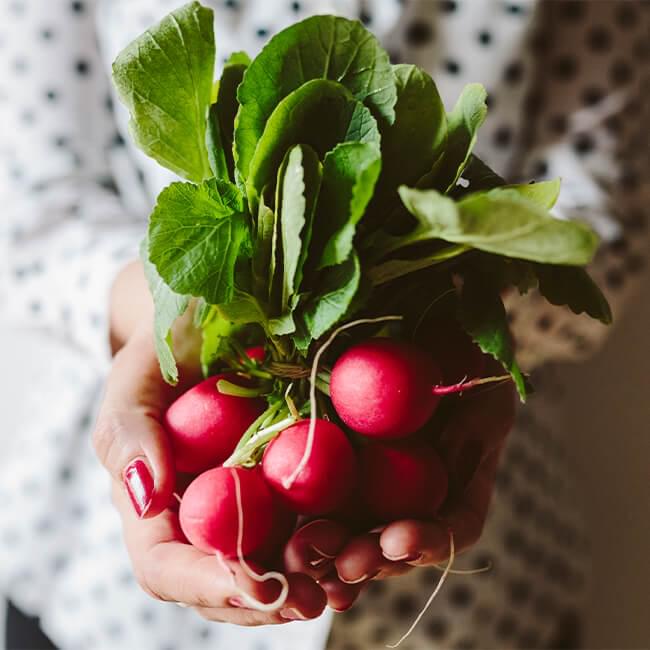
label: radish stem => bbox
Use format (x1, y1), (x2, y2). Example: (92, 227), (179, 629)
(431, 374), (512, 396)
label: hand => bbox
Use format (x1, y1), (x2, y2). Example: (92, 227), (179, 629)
(284, 378), (515, 609)
(94, 263), (327, 623)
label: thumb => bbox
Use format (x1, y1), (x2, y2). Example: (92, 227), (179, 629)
(93, 329), (177, 518)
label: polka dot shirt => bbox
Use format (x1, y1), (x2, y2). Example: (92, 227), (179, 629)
(0, 2), (647, 649)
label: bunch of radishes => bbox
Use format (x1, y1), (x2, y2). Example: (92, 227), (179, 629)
(166, 317), (514, 566)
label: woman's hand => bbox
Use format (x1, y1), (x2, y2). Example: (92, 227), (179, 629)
(93, 262), (326, 623)
(284, 378), (515, 609)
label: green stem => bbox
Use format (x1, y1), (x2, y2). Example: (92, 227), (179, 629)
(223, 415), (298, 468)
(216, 379), (269, 398)
(368, 245), (471, 286)
(233, 402), (282, 455)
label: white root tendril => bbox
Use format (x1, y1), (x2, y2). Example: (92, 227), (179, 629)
(386, 531), (455, 649)
(282, 315), (403, 491)
(218, 469), (289, 613)
(173, 492), (182, 504)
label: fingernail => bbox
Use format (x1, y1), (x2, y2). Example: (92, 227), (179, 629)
(309, 557), (331, 568)
(123, 458), (154, 518)
(382, 551), (422, 563)
(228, 597), (244, 608)
(280, 607), (307, 621)
(339, 570), (379, 585)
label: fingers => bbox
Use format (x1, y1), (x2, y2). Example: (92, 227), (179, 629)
(334, 533), (394, 584)
(94, 331), (177, 517)
(318, 571), (362, 612)
(284, 519), (350, 580)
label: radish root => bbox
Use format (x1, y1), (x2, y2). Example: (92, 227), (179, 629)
(282, 315), (403, 491)
(386, 530), (455, 649)
(218, 468), (289, 612)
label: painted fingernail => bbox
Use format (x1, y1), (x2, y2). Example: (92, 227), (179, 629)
(228, 597), (244, 608)
(123, 458), (154, 518)
(280, 607), (307, 621)
(382, 551), (423, 563)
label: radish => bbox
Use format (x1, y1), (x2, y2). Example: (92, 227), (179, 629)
(359, 440), (448, 523)
(244, 345), (266, 363)
(330, 338), (442, 438)
(164, 375), (265, 473)
(262, 419), (357, 515)
(179, 465), (276, 558)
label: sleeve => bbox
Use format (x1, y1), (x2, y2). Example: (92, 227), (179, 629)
(503, 0), (649, 370)
(0, 0), (145, 369)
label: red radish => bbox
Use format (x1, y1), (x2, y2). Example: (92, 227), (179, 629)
(179, 466), (276, 558)
(262, 419), (357, 515)
(245, 345), (266, 363)
(164, 375), (265, 473)
(359, 440), (448, 523)
(330, 338), (442, 438)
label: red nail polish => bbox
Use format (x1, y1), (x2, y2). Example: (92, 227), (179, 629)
(124, 459), (154, 518)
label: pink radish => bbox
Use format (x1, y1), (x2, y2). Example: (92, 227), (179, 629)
(245, 345), (266, 363)
(359, 440), (448, 523)
(262, 419), (357, 515)
(164, 375), (265, 473)
(179, 466), (276, 558)
(330, 338), (442, 438)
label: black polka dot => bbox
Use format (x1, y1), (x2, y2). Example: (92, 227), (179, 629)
(608, 237), (628, 256)
(75, 59), (90, 76)
(359, 9), (372, 25)
(20, 109), (35, 124)
(513, 491), (537, 517)
(504, 3), (525, 15)
(604, 114), (622, 134)
(256, 27), (269, 38)
(112, 132), (126, 147)
(45, 89), (58, 102)
(624, 210), (647, 233)
(605, 268), (624, 289)
(548, 113), (568, 135)
(610, 59), (634, 86)
(9, 1), (25, 15)
(405, 20), (434, 47)
(615, 3), (638, 28)
(518, 628), (541, 648)
(503, 61), (524, 84)
(477, 30), (492, 46)
(552, 55), (578, 80)
(485, 92), (495, 110)
(440, 0), (458, 12)
(559, 1), (587, 21)
(493, 125), (512, 147)
(503, 528), (526, 554)
(60, 466), (73, 482)
(40, 27), (54, 40)
(139, 608), (155, 624)
(633, 37), (650, 61)
(70, 0), (84, 13)
(29, 300), (42, 313)
(573, 132), (594, 155)
(365, 580), (386, 599)
(13, 58), (28, 73)
(290, 1), (301, 11)
(444, 59), (461, 75)
(425, 617), (448, 640)
(508, 578), (531, 605)
(581, 86), (604, 107)
(448, 583), (474, 608)
(620, 169), (640, 192)
(586, 25), (612, 52)
(528, 29), (549, 54)
(392, 593), (418, 618)
(371, 625), (390, 644)
(53, 135), (68, 148)
(495, 614), (518, 639)
(106, 622), (123, 639)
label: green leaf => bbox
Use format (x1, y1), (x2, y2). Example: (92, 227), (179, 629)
(206, 104), (229, 179)
(313, 142), (381, 269)
(399, 186), (599, 265)
(215, 290), (267, 325)
(534, 265), (612, 324)
(235, 15), (396, 180)
(420, 84), (487, 193)
(277, 145), (322, 309)
(378, 64), (446, 195)
(200, 312), (236, 377)
(253, 195), (275, 302)
(503, 178), (561, 210)
(245, 79), (380, 210)
(148, 179), (250, 304)
(300, 253), (361, 341)
(112, 2), (215, 182)
(140, 239), (189, 385)
(458, 274), (527, 401)
(448, 154), (504, 198)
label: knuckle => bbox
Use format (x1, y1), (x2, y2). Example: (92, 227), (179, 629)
(92, 412), (130, 477)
